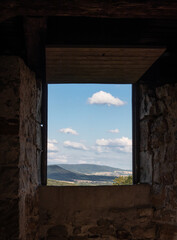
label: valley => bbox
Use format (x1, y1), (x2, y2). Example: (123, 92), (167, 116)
(47, 164), (132, 186)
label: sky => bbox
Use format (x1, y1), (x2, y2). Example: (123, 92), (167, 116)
(48, 84), (132, 170)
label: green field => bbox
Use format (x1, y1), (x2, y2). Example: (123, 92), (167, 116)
(47, 178), (115, 186)
(47, 179), (75, 186)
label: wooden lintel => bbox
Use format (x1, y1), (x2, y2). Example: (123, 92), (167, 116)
(1, 0), (177, 22)
(46, 47), (165, 84)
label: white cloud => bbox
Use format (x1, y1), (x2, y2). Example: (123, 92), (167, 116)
(48, 151), (57, 158)
(48, 139), (58, 144)
(91, 146), (109, 153)
(96, 137), (132, 153)
(109, 129), (119, 133)
(48, 155), (68, 164)
(48, 139), (58, 152)
(64, 141), (88, 151)
(48, 143), (68, 164)
(60, 128), (78, 135)
(88, 91), (125, 106)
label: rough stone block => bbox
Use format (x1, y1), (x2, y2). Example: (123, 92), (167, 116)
(140, 151), (152, 183)
(140, 119), (149, 151)
(0, 56), (41, 240)
(0, 166), (19, 199)
(0, 199), (19, 240)
(47, 225), (68, 240)
(0, 135), (19, 165)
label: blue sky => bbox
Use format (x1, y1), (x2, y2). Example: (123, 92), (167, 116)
(48, 84), (132, 170)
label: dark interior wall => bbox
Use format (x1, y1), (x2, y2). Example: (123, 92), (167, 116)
(46, 17), (177, 47)
(0, 56), (42, 240)
(0, 16), (44, 240)
(139, 83), (177, 238)
(0, 56), (21, 240)
(140, 82), (177, 239)
(139, 54), (177, 239)
(1, 13), (177, 240)
(19, 57), (42, 240)
(39, 53), (177, 240)
(0, 17), (25, 58)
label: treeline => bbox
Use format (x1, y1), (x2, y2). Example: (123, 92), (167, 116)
(113, 175), (132, 185)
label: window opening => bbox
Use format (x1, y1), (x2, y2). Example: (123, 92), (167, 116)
(47, 84), (132, 186)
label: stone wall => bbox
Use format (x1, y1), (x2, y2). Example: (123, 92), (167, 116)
(0, 56), (41, 240)
(1, 55), (177, 240)
(19, 57), (42, 240)
(139, 82), (177, 239)
(39, 185), (155, 240)
(0, 56), (21, 240)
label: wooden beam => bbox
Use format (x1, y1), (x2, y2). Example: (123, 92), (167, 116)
(46, 47), (165, 84)
(1, 0), (177, 22)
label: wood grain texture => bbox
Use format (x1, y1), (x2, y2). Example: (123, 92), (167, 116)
(1, 0), (177, 22)
(46, 47), (165, 84)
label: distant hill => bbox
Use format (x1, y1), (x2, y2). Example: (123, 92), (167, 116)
(48, 165), (116, 182)
(59, 163), (129, 174)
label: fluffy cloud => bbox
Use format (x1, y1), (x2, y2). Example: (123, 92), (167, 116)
(96, 137), (132, 153)
(88, 91), (125, 106)
(48, 139), (58, 152)
(48, 140), (68, 164)
(64, 141), (88, 151)
(48, 155), (68, 164)
(48, 139), (58, 143)
(60, 128), (78, 135)
(109, 129), (119, 133)
(92, 146), (109, 153)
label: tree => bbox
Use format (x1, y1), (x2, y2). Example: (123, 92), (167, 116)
(113, 175), (132, 185)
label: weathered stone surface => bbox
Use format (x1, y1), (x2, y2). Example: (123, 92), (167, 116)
(158, 224), (177, 240)
(0, 166), (19, 199)
(73, 227), (81, 235)
(0, 135), (19, 165)
(39, 185), (153, 240)
(0, 57), (21, 240)
(131, 224), (156, 239)
(116, 229), (132, 239)
(1, 53), (177, 240)
(140, 151), (152, 183)
(0, 56), (41, 240)
(138, 208), (153, 217)
(139, 83), (177, 239)
(0, 199), (19, 240)
(97, 218), (112, 227)
(19, 57), (41, 240)
(88, 226), (115, 236)
(47, 225), (68, 240)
